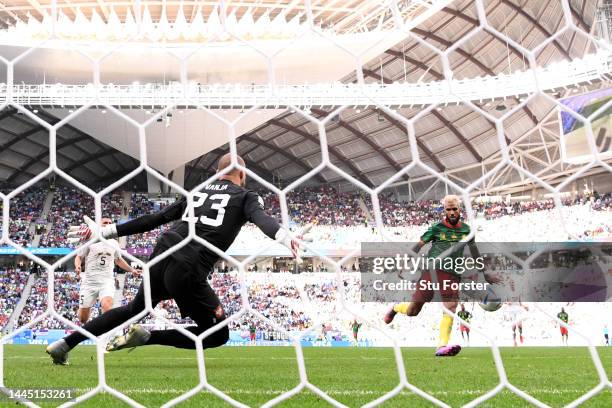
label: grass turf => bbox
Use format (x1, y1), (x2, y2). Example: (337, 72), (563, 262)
(2, 345), (611, 407)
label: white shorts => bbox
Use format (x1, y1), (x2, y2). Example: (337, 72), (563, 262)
(79, 280), (115, 309)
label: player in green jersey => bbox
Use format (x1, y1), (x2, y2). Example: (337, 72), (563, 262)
(384, 195), (497, 357)
(351, 319), (362, 345)
(557, 307), (569, 345)
(457, 304), (473, 346)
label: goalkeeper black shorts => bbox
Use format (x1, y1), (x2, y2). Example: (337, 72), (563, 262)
(147, 231), (225, 324)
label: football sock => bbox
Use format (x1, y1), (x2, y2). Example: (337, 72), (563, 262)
(438, 314), (453, 347)
(393, 302), (411, 315)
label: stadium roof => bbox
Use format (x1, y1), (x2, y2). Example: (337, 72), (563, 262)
(0, 0), (609, 196)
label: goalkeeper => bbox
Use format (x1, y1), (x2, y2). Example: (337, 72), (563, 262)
(47, 154), (311, 365)
(383, 195), (496, 356)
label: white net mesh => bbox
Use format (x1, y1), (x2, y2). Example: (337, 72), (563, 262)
(0, 0), (611, 406)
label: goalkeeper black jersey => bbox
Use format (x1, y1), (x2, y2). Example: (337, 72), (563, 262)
(115, 179), (281, 268)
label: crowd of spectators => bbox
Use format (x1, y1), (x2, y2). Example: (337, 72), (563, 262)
(37, 188), (126, 248)
(130, 193), (155, 218)
(5, 185), (611, 345)
(0, 267), (29, 330)
(103, 192), (124, 221)
(286, 187), (368, 226)
(123, 188), (612, 249)
(126, 193), (171, 250)
(8, 189), (48, 246)
(377, 192), (612, 227)
(3, 185), (611, 251)
(39, 186), (94, 248)
(378, 196), (441, 227)
(16, 268), (80, 330)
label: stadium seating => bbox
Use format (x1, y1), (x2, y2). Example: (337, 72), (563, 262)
(39, 186), (94, 248)
(8, 188), (48, 247)
(5, 186), (612, 340)
(17, 269), (85, 330)
(0, 267), (29, 330)
(10, 266), (612, 347)
(5, 186), (611, 251)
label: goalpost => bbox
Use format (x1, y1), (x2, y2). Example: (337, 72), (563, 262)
(0, 0), (611, 406)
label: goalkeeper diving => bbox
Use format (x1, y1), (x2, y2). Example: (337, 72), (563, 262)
(46, 154), (312, 365)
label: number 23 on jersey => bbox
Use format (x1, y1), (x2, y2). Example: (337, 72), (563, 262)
(182, 192), (231, 227)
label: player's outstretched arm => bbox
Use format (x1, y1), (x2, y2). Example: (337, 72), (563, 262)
(70, 198), (188, 240)
(244, 191), (313, 264)
(115, 257), (139, 275)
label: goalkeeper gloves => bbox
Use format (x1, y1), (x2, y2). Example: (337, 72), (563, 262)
(67, 216), (118, 244)
(275, 223), (314, 265)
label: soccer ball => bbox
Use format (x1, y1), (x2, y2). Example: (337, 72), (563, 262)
(478, 287), (502, 312)
(479, 300), (502, 312)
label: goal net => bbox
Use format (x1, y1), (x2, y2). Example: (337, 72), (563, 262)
(0, 0), (611, 407)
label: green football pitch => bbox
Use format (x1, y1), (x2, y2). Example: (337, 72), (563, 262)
(2, 345), (611, 407)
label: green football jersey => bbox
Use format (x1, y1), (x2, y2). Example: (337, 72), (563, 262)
(557, 312), (569, 323)
(457, 310), (472, 323)
(420, 220), (472, 275)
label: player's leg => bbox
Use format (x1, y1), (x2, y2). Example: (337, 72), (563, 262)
(384, 301), (423, 323)
(142, 267), (229, 349)
(70, 285), (150, 346)
(435, 301), (461, 356)
(47, 285), (150, 364)
(100, 297), (113, 313)
(512, 323), (517, 346)
(110, 256), (229, 351)
(518, 322), (523, 344)
(77, 287), (97, 324)
(434, 272), (461, 356)
(99, 281), (116, 314)
(438, 301), (457, 348)
(77, 307), (91, 325)
(461, 326), (470, 345)
(384, 272), (433, 323)
(46, 265), (168, 364)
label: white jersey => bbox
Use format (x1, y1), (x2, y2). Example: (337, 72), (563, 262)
(79, 240), (121, 285)
(154, 307), (169, 330)
(506, 303), (526, 323)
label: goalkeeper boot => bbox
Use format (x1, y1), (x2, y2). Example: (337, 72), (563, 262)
(46, 339), (70, 365)
(435, 344), (461, 357)
(383, 306), (397, 324)
(106, 324), (151, 352)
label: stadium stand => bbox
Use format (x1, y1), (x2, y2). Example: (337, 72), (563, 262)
(39, 186), (94, 248)
(5, 186), (612, 338)
(16, 269), (86, 330)
(0, 267), (29, 330)
(4, 186), (611, 252)
(8, 188), (48, 247)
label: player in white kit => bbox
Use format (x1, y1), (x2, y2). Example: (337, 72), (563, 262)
(75, 218), (139, 324)
(505, 302), (529, 346)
